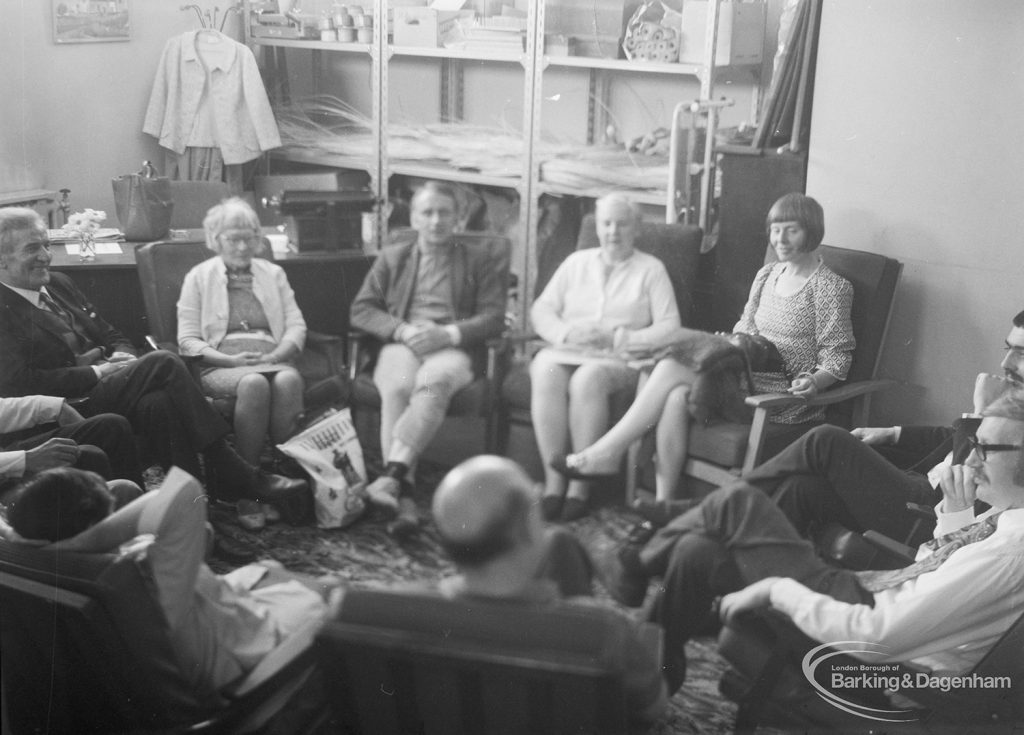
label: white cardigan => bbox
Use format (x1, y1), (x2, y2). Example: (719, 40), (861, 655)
(177, 256), (306, 357)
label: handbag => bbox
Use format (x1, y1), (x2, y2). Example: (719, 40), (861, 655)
(111, 161), (173, 241)
(276, 406), (367, 529)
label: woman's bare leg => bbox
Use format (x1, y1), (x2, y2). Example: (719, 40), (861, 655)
(233, 373), (272, 464)
(654, 385), (691, 501)
(569, 357), (699, 473)
(530, 351), (573, 498)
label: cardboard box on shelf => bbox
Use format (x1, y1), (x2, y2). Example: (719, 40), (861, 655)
(679, 1), (766, 66)
(545, 0), (627, 59)
(392, 6), (471, 47)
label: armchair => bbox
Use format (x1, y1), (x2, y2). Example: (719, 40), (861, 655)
(0, 538), (325, 734)
(346, 231), (513, 465)
(316, 588), (645, 734)
(497, 214), (704, 480)
(168, 180), (231, 229)
(134, 239), (348, 415)
(655, 244), (904, 496)
(718, 606), (1024, 733)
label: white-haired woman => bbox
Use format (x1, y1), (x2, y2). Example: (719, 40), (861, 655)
(177, 197), (306, 468)
(529, 193), (681, 522)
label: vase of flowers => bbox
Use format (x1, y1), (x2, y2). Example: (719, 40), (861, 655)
(65, 208), (106, 261)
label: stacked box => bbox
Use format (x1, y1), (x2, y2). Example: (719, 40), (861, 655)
(679, 1), (766, 66)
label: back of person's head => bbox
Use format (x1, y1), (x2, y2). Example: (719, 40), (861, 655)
(0, 207), (45, 256)
(981, 388), (1024, 486)
(1014, 309), (1024, 329)
(7, 468), (114, 542)
(432, 455), (536, 568)
(766, 193), (825, 251)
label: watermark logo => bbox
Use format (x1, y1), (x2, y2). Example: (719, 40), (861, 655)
(801, 641), (1012, 723)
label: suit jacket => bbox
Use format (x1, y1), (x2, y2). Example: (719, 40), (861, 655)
(0, 274), (137, 398)
(349, 232), (510, 375)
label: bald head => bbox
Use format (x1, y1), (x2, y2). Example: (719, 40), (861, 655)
(433, 455), (538, 567)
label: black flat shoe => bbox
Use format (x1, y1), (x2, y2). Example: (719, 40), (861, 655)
(540, 493), (564, 522)
(550, 454), (617, 481)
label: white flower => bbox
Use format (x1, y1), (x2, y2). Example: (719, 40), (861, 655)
(65, 209), (107, 237)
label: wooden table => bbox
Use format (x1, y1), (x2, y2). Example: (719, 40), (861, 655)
(49, 240), (374, 347)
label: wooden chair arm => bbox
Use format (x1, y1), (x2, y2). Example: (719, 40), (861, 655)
(861, 530), (917, 565)
(306, 330), (346, 376)
(744, 379), (898, 409)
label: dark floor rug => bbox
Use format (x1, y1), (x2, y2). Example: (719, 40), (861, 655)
(202, 461), (753, 735)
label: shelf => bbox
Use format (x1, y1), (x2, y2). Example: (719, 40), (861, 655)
(386, 162), (523, 190)
(270, 148), (375, 174)
(388, 45), (526, 64)
(250, 37), (372, 53)
(544, 55), (705, 77)
(535, 181), (668, 207)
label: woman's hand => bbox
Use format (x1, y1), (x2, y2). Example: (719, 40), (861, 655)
(788, 375), (819, 397)
(564, 323), (613, 350)
(228, 351), (265, 367)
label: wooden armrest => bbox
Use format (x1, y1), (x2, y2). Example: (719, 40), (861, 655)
(862, 530), (917, 565)
(906, 502), (937, 521)
(803, 379), (898, 407)
(306, 330), (344, 346)
(744, 379), (898, 410)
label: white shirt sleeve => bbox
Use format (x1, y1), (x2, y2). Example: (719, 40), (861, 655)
(0, 395), (64, 433)
(768, 531), (1024, 670)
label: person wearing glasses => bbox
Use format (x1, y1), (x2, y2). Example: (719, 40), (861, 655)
(178, 197), (306, 470)
(0, 207), (307, 542)
(629, 309), (1024, 546)
(600, 389), (1024, 698)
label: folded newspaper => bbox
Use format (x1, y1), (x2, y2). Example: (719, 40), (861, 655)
(277, 407), (367, 529)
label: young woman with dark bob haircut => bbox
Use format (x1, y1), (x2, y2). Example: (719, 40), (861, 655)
(553, 193), (855, 501)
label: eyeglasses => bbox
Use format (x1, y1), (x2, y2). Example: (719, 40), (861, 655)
(22, 240), (52, 252)
(1004, 345), (1024, 358)
(218, 233), (260, 247)
(967, 435), (1023, 461)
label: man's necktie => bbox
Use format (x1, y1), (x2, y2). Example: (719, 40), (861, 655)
(38, 290), (69, 321)
(855, 513), (1002, 593)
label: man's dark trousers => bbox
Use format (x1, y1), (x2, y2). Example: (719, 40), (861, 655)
(6, 412), (144, 486)
(642, 482), (873, 694)
(82, 351), (230, 479)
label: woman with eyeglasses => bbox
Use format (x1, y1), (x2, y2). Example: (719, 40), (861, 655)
(177, 197), (306, 475)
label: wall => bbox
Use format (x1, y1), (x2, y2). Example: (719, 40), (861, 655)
(807, 0), (1024, 426)
(0, 0), (45, 192)
(0, 1), (243, 224)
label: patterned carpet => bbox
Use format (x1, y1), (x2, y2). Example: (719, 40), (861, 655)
(205, 462), (747, 735)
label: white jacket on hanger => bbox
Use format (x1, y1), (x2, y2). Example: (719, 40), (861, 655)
(143, 30), (281, 165)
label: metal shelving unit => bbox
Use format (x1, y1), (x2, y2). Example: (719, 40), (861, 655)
(243, 0), (761, 322)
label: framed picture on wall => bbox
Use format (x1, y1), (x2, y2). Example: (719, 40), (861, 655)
(53, 0), (131, 44)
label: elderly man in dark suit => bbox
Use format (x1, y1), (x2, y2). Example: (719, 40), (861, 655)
(350, 181), (509, 536)
(0, 207), (305, 513)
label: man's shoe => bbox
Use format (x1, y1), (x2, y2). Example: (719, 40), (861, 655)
(366, 476), (401, 516)
(631, 497), (699, 528)
(597, 543), (649, 608)
(251, 472), (311, 525)
(387, 496), (420, 539)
